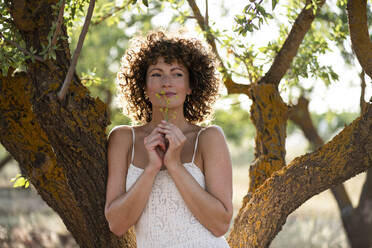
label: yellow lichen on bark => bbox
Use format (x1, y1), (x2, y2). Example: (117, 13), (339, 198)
(249, 157), (283, 193)
(247, 83), (288, 193)
(69, 82), (109, 146)
(0, 71), (86, 225)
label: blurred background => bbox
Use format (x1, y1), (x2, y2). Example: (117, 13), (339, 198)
(1, 0), (371, 247)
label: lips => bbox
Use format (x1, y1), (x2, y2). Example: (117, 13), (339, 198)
(165, 92), (176, 97)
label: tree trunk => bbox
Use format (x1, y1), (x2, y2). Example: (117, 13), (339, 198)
(1, 0), (136, 246)
(247, 83), (287, 194)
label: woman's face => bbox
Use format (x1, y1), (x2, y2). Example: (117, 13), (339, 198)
(145, 57), (191, 108)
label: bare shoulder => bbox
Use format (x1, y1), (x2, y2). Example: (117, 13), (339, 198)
(107, 125), (134, 165)
(198, 124), (228, 158)
(108, 125), (133, 147)
(199, 125), (226, 144)
(108, 125), (133, 138)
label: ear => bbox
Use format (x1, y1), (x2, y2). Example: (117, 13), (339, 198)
(187, 87), (192, 95)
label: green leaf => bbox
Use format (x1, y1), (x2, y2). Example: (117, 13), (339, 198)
(256, 4), (266, 15)
(1, 66), (8, 77)
(272, 0), (278, 10)
(51, 50), (57, 61)
(142, 0), (148, 7)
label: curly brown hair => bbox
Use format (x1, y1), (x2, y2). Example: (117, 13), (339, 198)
(117, 30), (222, 125)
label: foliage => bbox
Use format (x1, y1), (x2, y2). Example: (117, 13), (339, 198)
(0, 1), (29, 76)
(317, 0), (372, 66)
(234, 0), (277, 36)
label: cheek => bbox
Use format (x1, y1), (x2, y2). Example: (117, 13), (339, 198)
(177, 78), (190, 92)
(145, 80), (158, 93)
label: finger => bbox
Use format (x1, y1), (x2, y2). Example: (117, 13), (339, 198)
(148, 127), (163, 136)
(157, 127), (171, 135)
(144, 133), (161, 145)
(158, 122), (172, 129)
(145, 134), (165, 149)
(164, 134), (179, 149)
(155, 137), (166, 151)
(145, 127), (163, 142)
(160, 126), (184, 142)
(146, 138), (166, 151)
(158, 123), (184, 138)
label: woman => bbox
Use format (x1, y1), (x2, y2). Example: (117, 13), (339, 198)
(104, 31), (233, 248)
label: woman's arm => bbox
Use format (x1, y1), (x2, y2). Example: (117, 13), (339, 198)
(166, 125), (233, 237)
(104, 126), (158, 236)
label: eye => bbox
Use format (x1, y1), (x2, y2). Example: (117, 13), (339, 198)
(174, 72), (183, 77)
(151, 73), (161, 77)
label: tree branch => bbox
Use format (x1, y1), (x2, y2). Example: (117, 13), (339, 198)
(287, 95), (365, 247)
(260, 0), (325, 86)
(91, 1), (131, 26)
(58, 0), (95, 100)
(347, 0), (372, 79)
(0, 154), (12, 172)
(186, 0), (250, 95)
(360, 70), (367, 112)
(205, 0), (209, 27)
(49, 0), (65, 53)
(228, 102), (372, 247)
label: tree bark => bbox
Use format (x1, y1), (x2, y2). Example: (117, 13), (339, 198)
(228, 102), (372, 247)
(246, 83), (287, 194)
(288, 95), (372, 247)
(347, 0), (372, 79)
(1, 0), (136, 247)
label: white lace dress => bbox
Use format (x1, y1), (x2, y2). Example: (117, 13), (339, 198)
(126, 126), (230, 248)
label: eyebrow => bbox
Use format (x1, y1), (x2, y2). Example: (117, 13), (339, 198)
(148, 67), (185, 73)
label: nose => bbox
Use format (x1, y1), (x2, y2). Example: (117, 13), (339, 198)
(161, 75), (171, 86)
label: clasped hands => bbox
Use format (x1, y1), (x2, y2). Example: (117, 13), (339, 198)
(146, 120), (187, 170)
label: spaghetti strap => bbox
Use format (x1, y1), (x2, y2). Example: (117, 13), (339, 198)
(130, 126), (135, 164)
(191, 127), (207, 164)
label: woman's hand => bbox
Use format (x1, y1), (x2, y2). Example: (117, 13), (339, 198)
(157, 120), (187, 168)
(144, 127), (167, 172)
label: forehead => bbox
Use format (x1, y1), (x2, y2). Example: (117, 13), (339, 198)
(147, 57), (186, 70)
